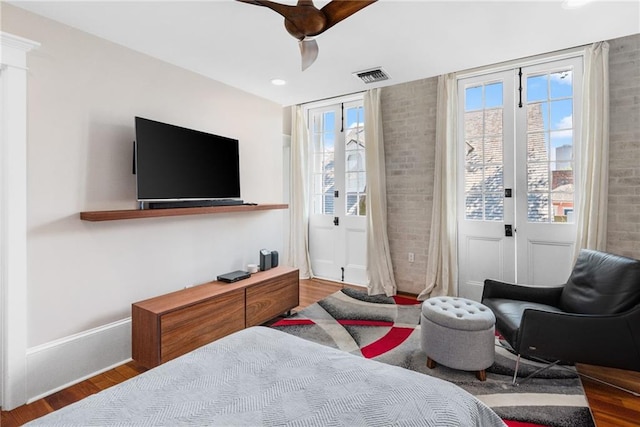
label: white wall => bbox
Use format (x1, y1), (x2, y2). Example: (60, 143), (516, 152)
(2, 3), (285, 405)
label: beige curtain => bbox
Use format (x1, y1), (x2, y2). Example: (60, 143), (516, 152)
(364, 88), (397, 296)
(287, 106), (313, 278)
(418, 73), (458, 300)
(573, 42), (610, 258)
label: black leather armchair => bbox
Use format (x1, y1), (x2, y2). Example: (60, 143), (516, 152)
(481, 249), (640, 377)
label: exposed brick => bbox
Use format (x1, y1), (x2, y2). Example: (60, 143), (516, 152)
(607, 34), (640, 260)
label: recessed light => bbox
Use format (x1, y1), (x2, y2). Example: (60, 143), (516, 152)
(271, 78), (286, 86)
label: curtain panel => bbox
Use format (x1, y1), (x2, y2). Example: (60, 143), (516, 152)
(419, 73), (459, 300)
(573, 41), (610, 258)
(364, 88), (397, 296)
(287, 106), (313, 278)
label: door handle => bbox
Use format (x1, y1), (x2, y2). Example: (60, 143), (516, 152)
(505, 224), (513, 237)
(334, 217), (339, 226)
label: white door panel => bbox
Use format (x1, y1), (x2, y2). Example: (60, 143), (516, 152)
(344, 218), (367, 284)
(307, 99), (367, 285)
(458, 57), (583, 297)
(458, 71), (515, 301)
(522, 237), (574, 286)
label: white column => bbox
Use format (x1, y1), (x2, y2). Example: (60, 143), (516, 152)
(1, 31), (40, 411)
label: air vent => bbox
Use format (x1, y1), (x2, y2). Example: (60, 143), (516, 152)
(353, 67), (390, 84)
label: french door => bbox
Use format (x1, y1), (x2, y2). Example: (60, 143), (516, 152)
(307, 98), (367, 285)
(458, 57), (583, 300)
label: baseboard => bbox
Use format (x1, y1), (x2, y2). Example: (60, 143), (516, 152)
(26, 318), (131, 403)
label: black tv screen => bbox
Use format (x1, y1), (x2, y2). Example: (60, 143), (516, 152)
(135, 117), (240, 201)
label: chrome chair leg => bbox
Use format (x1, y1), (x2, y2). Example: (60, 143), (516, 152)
(512, 354), (520, 385)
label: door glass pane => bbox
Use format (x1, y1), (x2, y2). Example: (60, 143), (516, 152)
(550, 70), (573, 98)
(344, 105), (366, 217)
(527, 75), (548, 102)
(465, 193), (483, 220)
(463, 82), (504, 221)
(528, 193), (550, 222)
(310, 111), (335, 215)
(485, 193), (504, 220)
(525, 67), (575, 223)
(528, 162), (549, 191)
(550, 99), (572, 130)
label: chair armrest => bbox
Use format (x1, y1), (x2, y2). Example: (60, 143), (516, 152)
(482, 279), (564, 306)
(517, 305), (640, 371)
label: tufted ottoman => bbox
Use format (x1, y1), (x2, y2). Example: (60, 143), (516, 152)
(421, 296), (496, 381)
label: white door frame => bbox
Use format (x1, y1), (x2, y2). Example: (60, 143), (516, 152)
(304, 95), (367, 285)
(1, 31), (40, 411)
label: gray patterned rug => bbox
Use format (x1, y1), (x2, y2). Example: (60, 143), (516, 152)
(271, 288), (595, 427)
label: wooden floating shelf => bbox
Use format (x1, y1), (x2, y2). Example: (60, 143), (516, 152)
(80, 203), (288, 222)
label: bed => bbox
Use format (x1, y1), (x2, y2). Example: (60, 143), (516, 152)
(27, 326), (505, 426)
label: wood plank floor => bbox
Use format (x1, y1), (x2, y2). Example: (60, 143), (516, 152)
(2, 279), (639, 426)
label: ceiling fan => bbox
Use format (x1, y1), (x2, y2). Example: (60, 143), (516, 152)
(237, 0), (378, 71)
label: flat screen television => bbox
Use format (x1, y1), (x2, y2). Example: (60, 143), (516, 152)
(134, 117), (241, 206)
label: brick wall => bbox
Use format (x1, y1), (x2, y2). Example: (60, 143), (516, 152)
(380, 78), (437, 294)
(607, 33), (640, 259)
(379, 33), (640, 294)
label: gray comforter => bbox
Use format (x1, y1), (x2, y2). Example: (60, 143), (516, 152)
(28, 326), (505, 426)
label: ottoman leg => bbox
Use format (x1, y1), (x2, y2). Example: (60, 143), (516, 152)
(475, 370), (487, 381)
(426, 357), (437, 369)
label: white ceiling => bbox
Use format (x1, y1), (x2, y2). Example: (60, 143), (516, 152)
(9, 0), (640, 106)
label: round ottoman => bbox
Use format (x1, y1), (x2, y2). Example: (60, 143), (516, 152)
(421, 296), (495, 381)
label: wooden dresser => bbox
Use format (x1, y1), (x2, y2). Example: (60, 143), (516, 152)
(132, 266), (299, 369)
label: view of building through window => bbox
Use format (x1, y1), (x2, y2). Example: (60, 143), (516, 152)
(463, 68), (575, 223)
(310, 104), (366, 217)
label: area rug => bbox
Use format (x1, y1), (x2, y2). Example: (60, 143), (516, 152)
(271, 288), (595, 427)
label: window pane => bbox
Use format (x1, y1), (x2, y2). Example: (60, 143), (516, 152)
(485, 193), (504, 221)
(484, 136), (502, 164)
(358, 194), (366, 216)
(465, 165), (483, 193)
(551, 142), (573, 170)
(345, 106), (363, 128)
(550, 70), (573, 99)
(346, 193), (357, 215)
(464, 111), (484, 138)
(485, 83), (503, 108)
(550, 99), (572, 130)
(528, 162), (549, 191)
(527, 132), (549, 162)
(465, 86), (483, 111)
(465, 194), (483, 220)
(323, 112), (335, 132)
(528, 193), (550, 222)
(324, 132), (334, 150)
(324, 194), (334, 214)
(527, 75), (548, 102)
(485, 165), (503, 192)
(527, 103), (548, 132)
(484, 109), (503, 136)
(551, 164), (573, 188)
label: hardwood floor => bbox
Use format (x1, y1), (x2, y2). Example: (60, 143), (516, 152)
(2, 279), (639, 426)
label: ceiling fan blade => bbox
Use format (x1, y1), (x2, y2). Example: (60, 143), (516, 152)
(236, 0), (298, 22)
(299, 38), (319, 71)
(321, 0), (377, 31)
